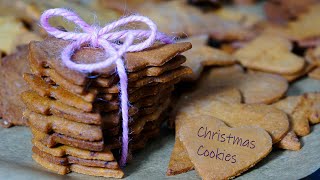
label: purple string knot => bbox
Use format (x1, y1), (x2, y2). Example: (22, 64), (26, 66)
(40, 8), (173, 166)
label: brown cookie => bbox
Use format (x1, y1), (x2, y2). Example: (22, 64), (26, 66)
(276, 130), (301, 151)
(29, 37), (191, 85)
(180, 88), (243, 107)
(21, 91), (102, 125)
(167, 89), (288, 176)
(31, 128), (104, 152)
(309, 67), (320, 80)
(273, 96), (310, 137)
(166, 137), (194, 176)
(167, 85), (243, 131)
(214, 6), (261, 28)
(25, 110), (103, 142)
(32, 146), (119, 169)
(128, 55), (186, 81)
(179, 35), (236, 81)
(285, 4), (320, 42)
(29, 55), (98, 96)
(179, 116), (272, 180)
(23, 73), (93, 112)
(306, 47), (320, 65)
(128, 79), (177, 103)
(234, 34), (305, 75)
(137, 98), (171, 117)
(32, 153), (70, 175)
(177, 95), (289, 144)
(32, 153), (124, 178)
(32, 146), (68, 166)
(97, 93), (116, 101)
(281, 63), (316, 82)
(0, 46), (30, 127)
(32, 66), (98, 97)
(129, 66), (192, 87)
(105, 123), (162, 151)
(130, 99), (171, 135)
(32, 140), (115, 161)
(70, 164), (124, 178)
(0, 16), (41, 56)
(96, 84), (119, 94)
(30, 55), (120, 96)
(200, 65), (288, 104)
(304, 93), (320, 124)
(68, 156), (118, 169)
(90, 75), (119, 88)
(92, 100), (122, 113)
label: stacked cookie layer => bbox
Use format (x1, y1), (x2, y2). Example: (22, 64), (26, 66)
(21, 37), (192, 178)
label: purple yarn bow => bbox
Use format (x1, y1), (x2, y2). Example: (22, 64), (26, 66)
(40, 8), (173, 166)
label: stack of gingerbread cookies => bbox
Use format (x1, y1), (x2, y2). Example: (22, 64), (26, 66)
(21, 37), (192, 178)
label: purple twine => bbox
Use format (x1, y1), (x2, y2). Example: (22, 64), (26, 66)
(40, 8), (173, 166)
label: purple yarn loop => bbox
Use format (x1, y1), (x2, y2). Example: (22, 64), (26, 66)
(40, 8), (173, 166)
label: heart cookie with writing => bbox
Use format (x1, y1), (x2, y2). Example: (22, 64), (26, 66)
(179, 115), (272, 180)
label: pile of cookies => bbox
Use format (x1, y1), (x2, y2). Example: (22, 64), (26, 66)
(167, 65), (320, 178)
(163, 2), (320, 178)
(20, 37), (192, 178)
(1, 0), (320, 179)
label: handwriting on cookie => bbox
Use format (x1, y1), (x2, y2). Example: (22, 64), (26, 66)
(196, 126), (256, 164)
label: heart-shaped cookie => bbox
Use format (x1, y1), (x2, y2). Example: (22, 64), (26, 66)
(179, 99), (289, 143)
(179, 115), (272, 180)
(201, 65), (288, 104)
(234, 34), (305, 75)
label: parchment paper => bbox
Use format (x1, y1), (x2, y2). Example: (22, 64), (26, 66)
(0, 77), (319, 180)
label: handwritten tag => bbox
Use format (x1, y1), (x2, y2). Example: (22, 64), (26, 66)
(179, 115), (272, 180)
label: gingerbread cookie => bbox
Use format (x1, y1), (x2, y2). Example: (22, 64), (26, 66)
(273, 96), (310, 137)
(234, 34), (305, 75)
(179, 35), (236, 81)
(0, 16), (40, 56)
(309, 67), (320, 80)
(25, 110), (103, 142)
(31, 128), (104, 151)
(32, 140), (115, 161)
(178, 116), (272, 180)
(285, 4), (320, 42)
(200, 65), (288, 104)
(32, 146), (119, 169)
(0, 46), (30, 127)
